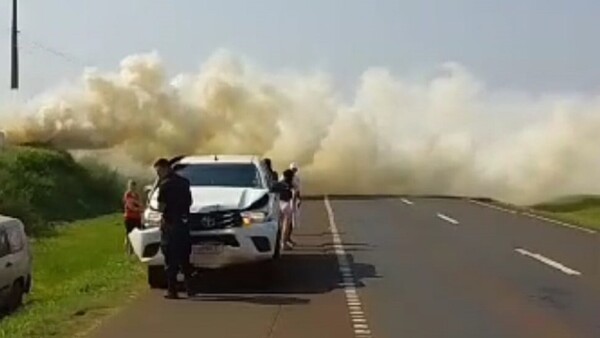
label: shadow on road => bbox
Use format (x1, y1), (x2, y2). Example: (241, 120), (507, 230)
(191, 294), (310, 305)
(187, 252), (379, 297)
(295, 231), (346, 237)
(292, 242), (376, 254)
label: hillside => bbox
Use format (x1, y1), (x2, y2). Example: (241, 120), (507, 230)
(532, 195), (600, 231)
(0, 146), (124, 235)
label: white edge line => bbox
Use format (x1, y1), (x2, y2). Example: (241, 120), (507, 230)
(523, 212), (597, 234)
(324, 196), (373, 337)
(515, 248), (582, 276)
(437, 213), (459, 225)
(470, 199), (517, 214)
(469, 199), (596, 234)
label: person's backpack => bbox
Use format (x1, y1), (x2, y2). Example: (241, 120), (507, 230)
(273, 181), (293, 202)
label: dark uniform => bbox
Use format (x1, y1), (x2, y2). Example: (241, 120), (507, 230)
(268, 170), (279, 186)
(157, 172), (193, 293)
(263, 159), (279, 186)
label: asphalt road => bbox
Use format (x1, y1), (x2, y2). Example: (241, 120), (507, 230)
(90, 197), (600, 338)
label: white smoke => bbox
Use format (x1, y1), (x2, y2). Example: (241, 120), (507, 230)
(4, 51), (600, 204)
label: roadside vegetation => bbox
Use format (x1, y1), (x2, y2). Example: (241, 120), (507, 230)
(0, 215), (145, 338)
(531, 195), (600, 231)
(0, 146), (145, 337)
(0, 146), (124, 236)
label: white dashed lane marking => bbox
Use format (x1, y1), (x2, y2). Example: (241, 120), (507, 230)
(437, 213), (459, 225)
(400, 198), (414, 205)
(325, 197), (374, 338)
(515, 248), (582, 276)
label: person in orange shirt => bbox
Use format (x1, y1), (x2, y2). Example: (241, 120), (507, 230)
(123, 179), (143, 254)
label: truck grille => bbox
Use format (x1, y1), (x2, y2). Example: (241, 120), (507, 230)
(191, 235), (240, 247)
(188, 211), (242, 231)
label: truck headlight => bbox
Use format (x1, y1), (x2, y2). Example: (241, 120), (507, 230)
(144, 210), (162, 228)
(241, 211), (267, 227)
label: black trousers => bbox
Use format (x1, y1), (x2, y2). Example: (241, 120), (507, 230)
(161, 227), (193, 291)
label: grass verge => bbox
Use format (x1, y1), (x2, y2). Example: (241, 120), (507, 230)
(473, 196), (600, 232)
(0, 214), (145, 338)
(531, 195), (600, 231)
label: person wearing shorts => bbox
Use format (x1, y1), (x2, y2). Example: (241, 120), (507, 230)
(277, 169), (299, 249)
(289, 163), (302, 235)
(123, 179), (143, 253)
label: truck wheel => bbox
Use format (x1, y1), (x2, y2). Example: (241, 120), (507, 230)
(7, 280), (24, 311)
(25, 275), (32, 293)
(148, 266), (167, 289)
(272, 226), (282, 260)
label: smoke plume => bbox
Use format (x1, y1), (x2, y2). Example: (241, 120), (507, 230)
(4, 51), (600, 204)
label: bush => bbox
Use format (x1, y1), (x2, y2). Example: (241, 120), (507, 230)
(533, 195), (600, 213)
(0, 146), (125, 235)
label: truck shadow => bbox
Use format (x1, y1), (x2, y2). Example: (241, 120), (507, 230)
(192, 294), (310, 306)
(188, 253), (379, 297)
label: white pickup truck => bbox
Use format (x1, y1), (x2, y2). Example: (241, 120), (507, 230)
(128, 155), (283, 288)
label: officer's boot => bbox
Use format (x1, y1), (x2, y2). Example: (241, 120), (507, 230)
(184, 279), (194, 298)
(164, 270), (179, 299)
(165, 284), (179, 299)
(183, 268), (195, 297)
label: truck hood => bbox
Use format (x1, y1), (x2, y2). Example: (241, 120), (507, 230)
(189, 187), (268, 213)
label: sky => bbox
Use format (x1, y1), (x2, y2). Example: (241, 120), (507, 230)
(1, 0), (600, 104)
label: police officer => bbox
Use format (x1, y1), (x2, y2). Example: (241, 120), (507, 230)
(153, 158), (194, 299)
(263, 158), (279, 184)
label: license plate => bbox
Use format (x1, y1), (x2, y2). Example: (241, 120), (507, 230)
(190, 243), (223, 266)
(192, 243), (223, 255)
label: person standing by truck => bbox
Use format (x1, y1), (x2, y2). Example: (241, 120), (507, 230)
(263, 158), (279, 186)
(289, 162), (302, 240)
(123, 179), (143, 254)
(153, 158), (194, 299)
(275, 169), (296, 249)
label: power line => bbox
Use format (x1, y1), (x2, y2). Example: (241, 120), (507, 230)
(18, 32), (93, 68)
(2, 29), (92, 70)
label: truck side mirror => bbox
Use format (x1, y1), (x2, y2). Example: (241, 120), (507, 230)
(143, 185), (153, 203)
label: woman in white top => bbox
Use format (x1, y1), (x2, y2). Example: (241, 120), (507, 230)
(276, 169), (297, 249)
(289, 163), (301, 237)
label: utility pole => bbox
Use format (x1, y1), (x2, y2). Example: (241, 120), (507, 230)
(11, 0), (19, 90)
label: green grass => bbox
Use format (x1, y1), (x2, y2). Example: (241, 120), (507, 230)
(0, 214), (145, 338)
(0, 146), (125, 235)
(531, 195), (600, 231)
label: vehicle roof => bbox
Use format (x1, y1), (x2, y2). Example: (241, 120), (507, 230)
(178, 155), (261, 165)
(0, 215), (23, 228)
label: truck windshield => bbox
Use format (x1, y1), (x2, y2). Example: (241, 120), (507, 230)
(174, 163), (263, 188)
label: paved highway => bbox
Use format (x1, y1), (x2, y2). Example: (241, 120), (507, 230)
(90, 197), (600, 338)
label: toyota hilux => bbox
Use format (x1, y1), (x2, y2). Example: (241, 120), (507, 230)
(128, 155), (282, 288)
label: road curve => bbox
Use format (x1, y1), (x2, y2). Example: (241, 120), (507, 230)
(90, 197), (600, 338)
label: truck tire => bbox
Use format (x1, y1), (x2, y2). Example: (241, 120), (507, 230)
(272, 226), (282, 260)
(7, 279), (24, 311)
(148, 265), (167, 289)
(25, 275), (32, 293)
